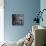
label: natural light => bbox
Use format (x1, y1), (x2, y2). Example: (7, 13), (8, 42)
(0, 8), (4, 42)
(0, 0), (4, 43)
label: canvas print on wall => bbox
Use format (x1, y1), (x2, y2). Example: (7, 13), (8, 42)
(12, 14), (24, 25)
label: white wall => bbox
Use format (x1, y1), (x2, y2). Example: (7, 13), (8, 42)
(0, 0), (4, 42)
(40, 0), (46, 27)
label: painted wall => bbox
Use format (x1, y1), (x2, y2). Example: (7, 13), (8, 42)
(0, 0), (4, 42)
(4, 0), (40, 42)
(40, 0), (46, 27)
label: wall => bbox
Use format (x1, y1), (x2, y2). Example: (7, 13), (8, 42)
(4, 0), (40, 42)
(0, 0), (4, 42)
(40, 0), (46, 26)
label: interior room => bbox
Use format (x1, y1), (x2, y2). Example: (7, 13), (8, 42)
(0, 0), (46, 46)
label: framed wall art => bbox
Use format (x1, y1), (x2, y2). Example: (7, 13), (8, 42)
(12, 14), (24, 25)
